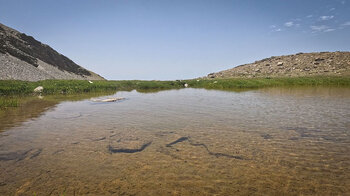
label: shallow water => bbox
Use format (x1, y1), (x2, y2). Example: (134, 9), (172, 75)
(0, 87), (349, 195)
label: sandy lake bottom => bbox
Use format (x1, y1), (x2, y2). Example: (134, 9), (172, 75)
(0, 87), (349, 195)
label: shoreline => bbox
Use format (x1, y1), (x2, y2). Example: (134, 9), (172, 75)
(1, 76), (350, 97)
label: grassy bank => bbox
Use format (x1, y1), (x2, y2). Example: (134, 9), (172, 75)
(0, 76), (349, 97)
(0, 80), (186, 96)
(185, 76), (350, 90)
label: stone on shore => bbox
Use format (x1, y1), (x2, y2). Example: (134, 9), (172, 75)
(34, 86), (43, 93)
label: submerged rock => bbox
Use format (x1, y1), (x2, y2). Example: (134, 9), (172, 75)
(91, 97), (125, 102)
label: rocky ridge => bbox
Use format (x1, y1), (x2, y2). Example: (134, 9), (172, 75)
(0, 23), (104, 81)
(206, 52), (350, 79)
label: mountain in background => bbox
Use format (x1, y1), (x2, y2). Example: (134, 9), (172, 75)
(206, 52), (350, 79)
(0, 23), (104, 81)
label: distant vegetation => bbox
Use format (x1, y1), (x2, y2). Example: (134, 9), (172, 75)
(185, 76), (350, 90)
(0, 80), (185, 96)
(0, 76), (349, 97)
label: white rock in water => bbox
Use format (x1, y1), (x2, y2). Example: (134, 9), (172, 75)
(184, 83), (188, 87)
(91, 97), (125, 102)
(34, 86), (43, 93)
(88, 80), (93, 84)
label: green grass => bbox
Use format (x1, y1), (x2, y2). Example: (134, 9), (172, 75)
(0, 98), (19, 109)
(0, 80), (186, 96)
(0, 76), (349, 98)
(185, 76), (350, 90)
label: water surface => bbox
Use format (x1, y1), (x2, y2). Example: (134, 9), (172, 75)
(0, 87), (349, 195)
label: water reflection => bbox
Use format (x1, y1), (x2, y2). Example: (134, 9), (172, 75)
(0, 91), (116, 132)
(0, 87), (349, 195)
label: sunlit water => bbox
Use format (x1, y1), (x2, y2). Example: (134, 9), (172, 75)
(0, 87), (349, 195)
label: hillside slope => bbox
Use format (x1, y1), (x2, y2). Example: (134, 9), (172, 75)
(206, 52), (350, 79)
(0, 23), (104, 81)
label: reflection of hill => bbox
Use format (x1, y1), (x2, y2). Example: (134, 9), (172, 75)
(0, 91), (116, 132)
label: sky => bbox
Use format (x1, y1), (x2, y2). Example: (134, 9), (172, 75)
(0, 0), (350, 80)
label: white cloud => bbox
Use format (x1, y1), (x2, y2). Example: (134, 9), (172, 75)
(284, 21), (294, 27)
(329, 8), (336, 11)
(306, 15), (313, 18)
(341, 21), (350, 26)
(324, 29), (336, 32)
(274, 28), (282, 32)
(341, 1), (346, 5)
(310, 25), (336, 33)
(320, 15), (334, 20)
(310, 25), (328, 32)
(270, 25), (276, 28)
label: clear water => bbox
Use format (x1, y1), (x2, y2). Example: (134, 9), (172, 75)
(0, 87), (349, 195)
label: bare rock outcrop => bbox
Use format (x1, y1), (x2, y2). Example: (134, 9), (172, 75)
(0, 23), (104, 81)
(205, 52), (350, 78)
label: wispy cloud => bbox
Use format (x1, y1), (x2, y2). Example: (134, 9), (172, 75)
(269, 25), (282, 32)
(310, 25), (337, 33)
(306, 15), (313, 18)
(341, 21), (350, 26)
(320, 15), (334, 20)
(310, 25), (328, 31)
(324, 29), (335, 32)
(284, 21), (294, 27)
(329, 8), (336, 11)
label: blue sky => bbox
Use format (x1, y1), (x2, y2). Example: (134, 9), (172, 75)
(1, 0), (349, 80)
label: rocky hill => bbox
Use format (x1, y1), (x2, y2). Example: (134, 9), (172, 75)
(0, 23), (104, 81)
(206, 52), (350, 79)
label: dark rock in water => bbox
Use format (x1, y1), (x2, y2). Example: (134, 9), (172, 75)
(91, 136), (106, 141)
(29, 148), (42, 159)
(261, 134), (273, 139)
(0, 151), (28, 161)
(166, 137), (189, 147)
(0, 148), (42, 161)
(165, 137), (245, 160)
(52, 149), (64, 155)
(188, 142), (244, 160)
(108, 142), (152, 154)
